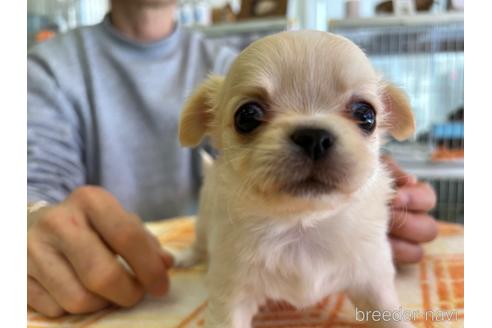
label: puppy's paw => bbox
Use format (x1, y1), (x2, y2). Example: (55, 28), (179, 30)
(166, 247), (202, 268)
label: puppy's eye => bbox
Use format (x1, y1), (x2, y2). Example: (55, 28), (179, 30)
(234, 102), (264, 134)
(351, 102), (376, 133)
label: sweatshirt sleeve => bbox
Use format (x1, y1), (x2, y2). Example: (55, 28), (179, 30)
(27, 53), (86, 204)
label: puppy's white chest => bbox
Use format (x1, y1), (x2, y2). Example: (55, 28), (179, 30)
(250, 223), (350, 307)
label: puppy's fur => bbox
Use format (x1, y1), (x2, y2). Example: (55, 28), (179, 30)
(175, 31), (415, 328)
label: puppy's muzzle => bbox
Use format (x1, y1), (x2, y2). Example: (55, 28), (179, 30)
(290, 128), (336, 161)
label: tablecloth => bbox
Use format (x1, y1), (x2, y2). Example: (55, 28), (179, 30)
(27, 217), (464, 327)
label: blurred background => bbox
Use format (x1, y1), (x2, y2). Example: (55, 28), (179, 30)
(27, 0), (464, 224)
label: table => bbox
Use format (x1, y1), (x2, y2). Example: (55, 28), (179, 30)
(27, 217), (464, 327)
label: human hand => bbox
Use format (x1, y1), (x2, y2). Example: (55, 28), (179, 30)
(384, 157), (439, 264)
(27, 186), (173, 317)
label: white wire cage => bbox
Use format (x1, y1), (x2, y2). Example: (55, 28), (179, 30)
(329, 13), (464, 224)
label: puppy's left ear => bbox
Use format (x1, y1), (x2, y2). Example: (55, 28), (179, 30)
(179, 75), (224, 147)
(381, 83), (416, 141)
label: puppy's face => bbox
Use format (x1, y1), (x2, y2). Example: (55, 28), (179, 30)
(180, 31), (415, 201)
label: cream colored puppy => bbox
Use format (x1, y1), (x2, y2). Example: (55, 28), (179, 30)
(176, 31), (415, 328)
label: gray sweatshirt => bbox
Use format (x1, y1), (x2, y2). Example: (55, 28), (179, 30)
(27, 15), (237, 221)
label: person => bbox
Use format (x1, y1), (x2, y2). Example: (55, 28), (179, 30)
(27, 0), (438, 318)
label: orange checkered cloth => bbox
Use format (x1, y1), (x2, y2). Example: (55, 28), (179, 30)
(27, 217), (464, 328)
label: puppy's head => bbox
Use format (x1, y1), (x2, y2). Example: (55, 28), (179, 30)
(179, 31), (415, 202)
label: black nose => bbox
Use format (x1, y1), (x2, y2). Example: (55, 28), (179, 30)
(290, 128), (336, 161)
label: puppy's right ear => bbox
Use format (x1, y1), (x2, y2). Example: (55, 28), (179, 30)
(179, 75), (224, 147)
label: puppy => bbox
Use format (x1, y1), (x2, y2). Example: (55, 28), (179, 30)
(175, 31), (415, 328)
